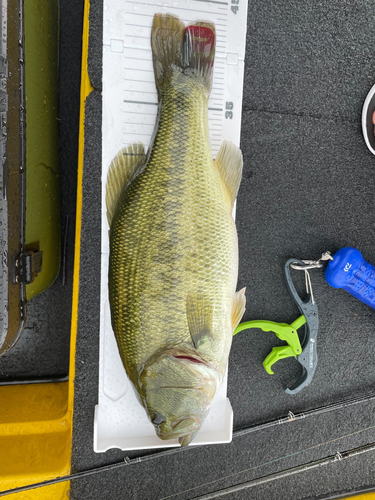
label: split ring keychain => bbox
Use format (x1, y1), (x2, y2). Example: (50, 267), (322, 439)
(233, 247), (375, 395)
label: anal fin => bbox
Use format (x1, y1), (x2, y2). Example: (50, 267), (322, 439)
(106, 143), (145, 227)
(214, 141), (243, 208)
(232, 287), (246, 331)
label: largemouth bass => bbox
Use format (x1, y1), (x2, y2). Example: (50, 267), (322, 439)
(106, 13), (245, 447)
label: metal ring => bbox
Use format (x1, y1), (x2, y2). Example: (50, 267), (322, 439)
(290, 262), (324, 271)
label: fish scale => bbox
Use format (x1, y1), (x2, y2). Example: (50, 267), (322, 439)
(110, 82), (236, 374)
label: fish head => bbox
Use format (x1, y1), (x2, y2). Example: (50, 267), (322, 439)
(140, 352), (223, 446)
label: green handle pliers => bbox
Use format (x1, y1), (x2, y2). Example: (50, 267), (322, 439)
(233, 315), (306, 375)
(233, 258), (319, 394)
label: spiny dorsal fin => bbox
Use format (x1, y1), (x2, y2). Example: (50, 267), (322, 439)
(106, 143), (145, 226)
(186, 294), (213, 349)
(214, 141), (243, 208)
(183, 22), (216, 94)
(232, 287), (246, 331)
(151, 14), (185, 95)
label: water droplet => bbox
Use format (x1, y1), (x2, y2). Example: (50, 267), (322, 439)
(133, 4), (137, 10)
(104, 3), (108, 9)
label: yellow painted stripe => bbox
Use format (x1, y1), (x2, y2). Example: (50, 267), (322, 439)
(68, 0), (93, 410)
(64, 0), (94, 493)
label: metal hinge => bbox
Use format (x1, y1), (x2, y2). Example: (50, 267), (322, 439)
(13, 251), (43, 284)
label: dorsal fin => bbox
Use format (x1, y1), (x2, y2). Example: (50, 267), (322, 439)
(105, 143), (145, 226)
(232, 287), (246, 331)
(214, 141), (243, 208)
(186, 294), (213, 349)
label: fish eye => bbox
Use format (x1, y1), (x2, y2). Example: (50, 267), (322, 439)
(151, 412), (166, 425)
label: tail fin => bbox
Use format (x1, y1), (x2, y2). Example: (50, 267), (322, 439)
(151, 14), (216, 95)
(151, 14), (185, 94)
(183, 22), (216, 94)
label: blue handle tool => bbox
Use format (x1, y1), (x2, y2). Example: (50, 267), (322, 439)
(325, 247), (375, 309)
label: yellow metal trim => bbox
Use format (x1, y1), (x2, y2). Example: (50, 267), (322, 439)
(346, 493), (375, 499)
(0, 0), (92, 497)
(0, 382), (69, 424)
(4, 483), (71, 500)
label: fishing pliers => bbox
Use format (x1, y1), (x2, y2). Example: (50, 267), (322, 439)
(234, 258), (319, 395)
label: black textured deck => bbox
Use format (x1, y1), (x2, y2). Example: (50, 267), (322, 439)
(71, 1), (375, 499)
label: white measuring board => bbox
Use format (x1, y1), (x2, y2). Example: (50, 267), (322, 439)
(96, 0), (248, 452)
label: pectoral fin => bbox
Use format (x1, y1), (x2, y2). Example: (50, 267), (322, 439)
(232, 287), (246, 331)
(186, 294), (213, 349)
(214, 141), (243, 208)
(106, 143), (145, 226)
